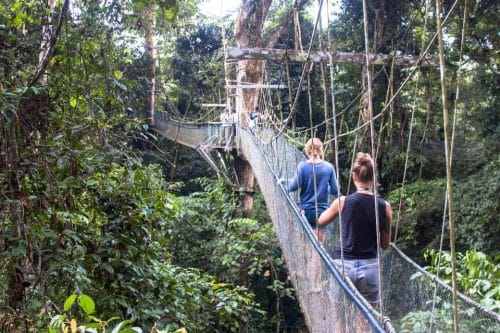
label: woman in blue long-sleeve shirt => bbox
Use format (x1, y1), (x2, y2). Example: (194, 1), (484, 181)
(287, 137), (339, 242)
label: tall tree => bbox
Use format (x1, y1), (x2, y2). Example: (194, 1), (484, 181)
(233, 0), (272, 218)
(138, 1), (158, 126)
(233, 0), (310, 217)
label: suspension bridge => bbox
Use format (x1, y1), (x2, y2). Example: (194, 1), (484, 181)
(150, 0), (500, 330)
(152, 112), (499, 333)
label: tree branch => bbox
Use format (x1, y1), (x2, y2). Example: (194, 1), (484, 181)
(29, 0), (70, 87)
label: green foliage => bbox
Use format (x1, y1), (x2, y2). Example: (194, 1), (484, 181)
(49, 294), (142, 333)
(49, 294), (143, 333)
(1, 14), (262, 323)
(423, 249), (500, 313)
(167, 23), (224, 114)
(210, 217), (276, 282)
(389, 156), (499, 256)
(48, 165), (257, 332)
(388, 179), (446, 256)
(399, 301), (499, 333)
(167, 178), (237, 268)
(2, 161), (259, 332)
(453, 157), (500, 253)
(2, 0), (497, 332)
(167, 178), (299, 331)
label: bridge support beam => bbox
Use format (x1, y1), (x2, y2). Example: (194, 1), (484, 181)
(226, 47), (438, 67)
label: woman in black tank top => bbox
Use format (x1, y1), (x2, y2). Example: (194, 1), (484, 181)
(318, 152), (392, 306)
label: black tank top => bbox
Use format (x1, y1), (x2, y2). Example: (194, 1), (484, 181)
(333, 192), (387, 260)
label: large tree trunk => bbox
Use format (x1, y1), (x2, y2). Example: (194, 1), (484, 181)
(367, 0), (385, 51)
(234, 0), (272, 117)
(232, 0), (318, 219)
(234, 155), (255, 218)
(233, 0), (272, 220)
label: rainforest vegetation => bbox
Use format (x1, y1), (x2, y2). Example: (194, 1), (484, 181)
(0, 0), (498, 332)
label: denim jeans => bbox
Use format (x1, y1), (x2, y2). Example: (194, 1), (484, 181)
(333, 258), (380, 303)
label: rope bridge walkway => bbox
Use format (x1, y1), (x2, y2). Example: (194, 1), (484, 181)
(153, 112), (500, 333)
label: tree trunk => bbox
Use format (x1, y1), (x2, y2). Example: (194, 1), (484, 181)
(234, 154), (255, 218)
(233, 0), (272, 225)
(29, 0), (71, 87)
(38, 0), (57, 85)
(233, 8), (277, 332)
(367, 0), (385, 51)
(140, 2), (157, 126)
(234, 0), (272, 117)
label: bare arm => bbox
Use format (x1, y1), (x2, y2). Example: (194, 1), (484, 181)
(380, 201), (392, 250)
(318, 196), (345, 227)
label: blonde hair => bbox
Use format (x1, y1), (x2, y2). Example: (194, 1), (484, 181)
(352, 152), (374, 183)
(304, 137), (324, 159)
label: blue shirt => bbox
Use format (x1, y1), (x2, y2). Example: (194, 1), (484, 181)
(287, 161), (339, 211)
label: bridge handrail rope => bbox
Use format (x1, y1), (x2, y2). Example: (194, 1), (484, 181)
(389, 244), (500, 322)
(430, 5), (470, 329)
(264, 0), (324, 143)
(390, 0), (432, 277)
(379, 0), (431, 327)
(239, 125), (391, 332)
(360, 0), (386, 317)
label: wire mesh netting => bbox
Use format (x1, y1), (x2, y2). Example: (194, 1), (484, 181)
(155, 111), (222, 149)
(380, 245), (500, 332)
(153, 114), (500, 332)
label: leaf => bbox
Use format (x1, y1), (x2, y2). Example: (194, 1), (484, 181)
(121, 328), (142, 333)
(114, 70), (123, 80)
(70, 319), (77, 333)
(70, 97), (77, 108)
(86, 179), (98, 186)
(81, 328), (98, 333)
(114, 80), (127, 91)
(78, 294), (95, 314)
(111, 320), (131, 333)
(11, 242), (27, 256)
(63, 294), (77, 312)
(105, 317), (120, 325)
(49, 314), (65, 328)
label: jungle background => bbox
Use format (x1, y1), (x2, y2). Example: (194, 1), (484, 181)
(0, 0), (498, 332)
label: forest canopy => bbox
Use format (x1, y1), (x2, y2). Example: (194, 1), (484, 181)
(0, 0), (498, 332)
